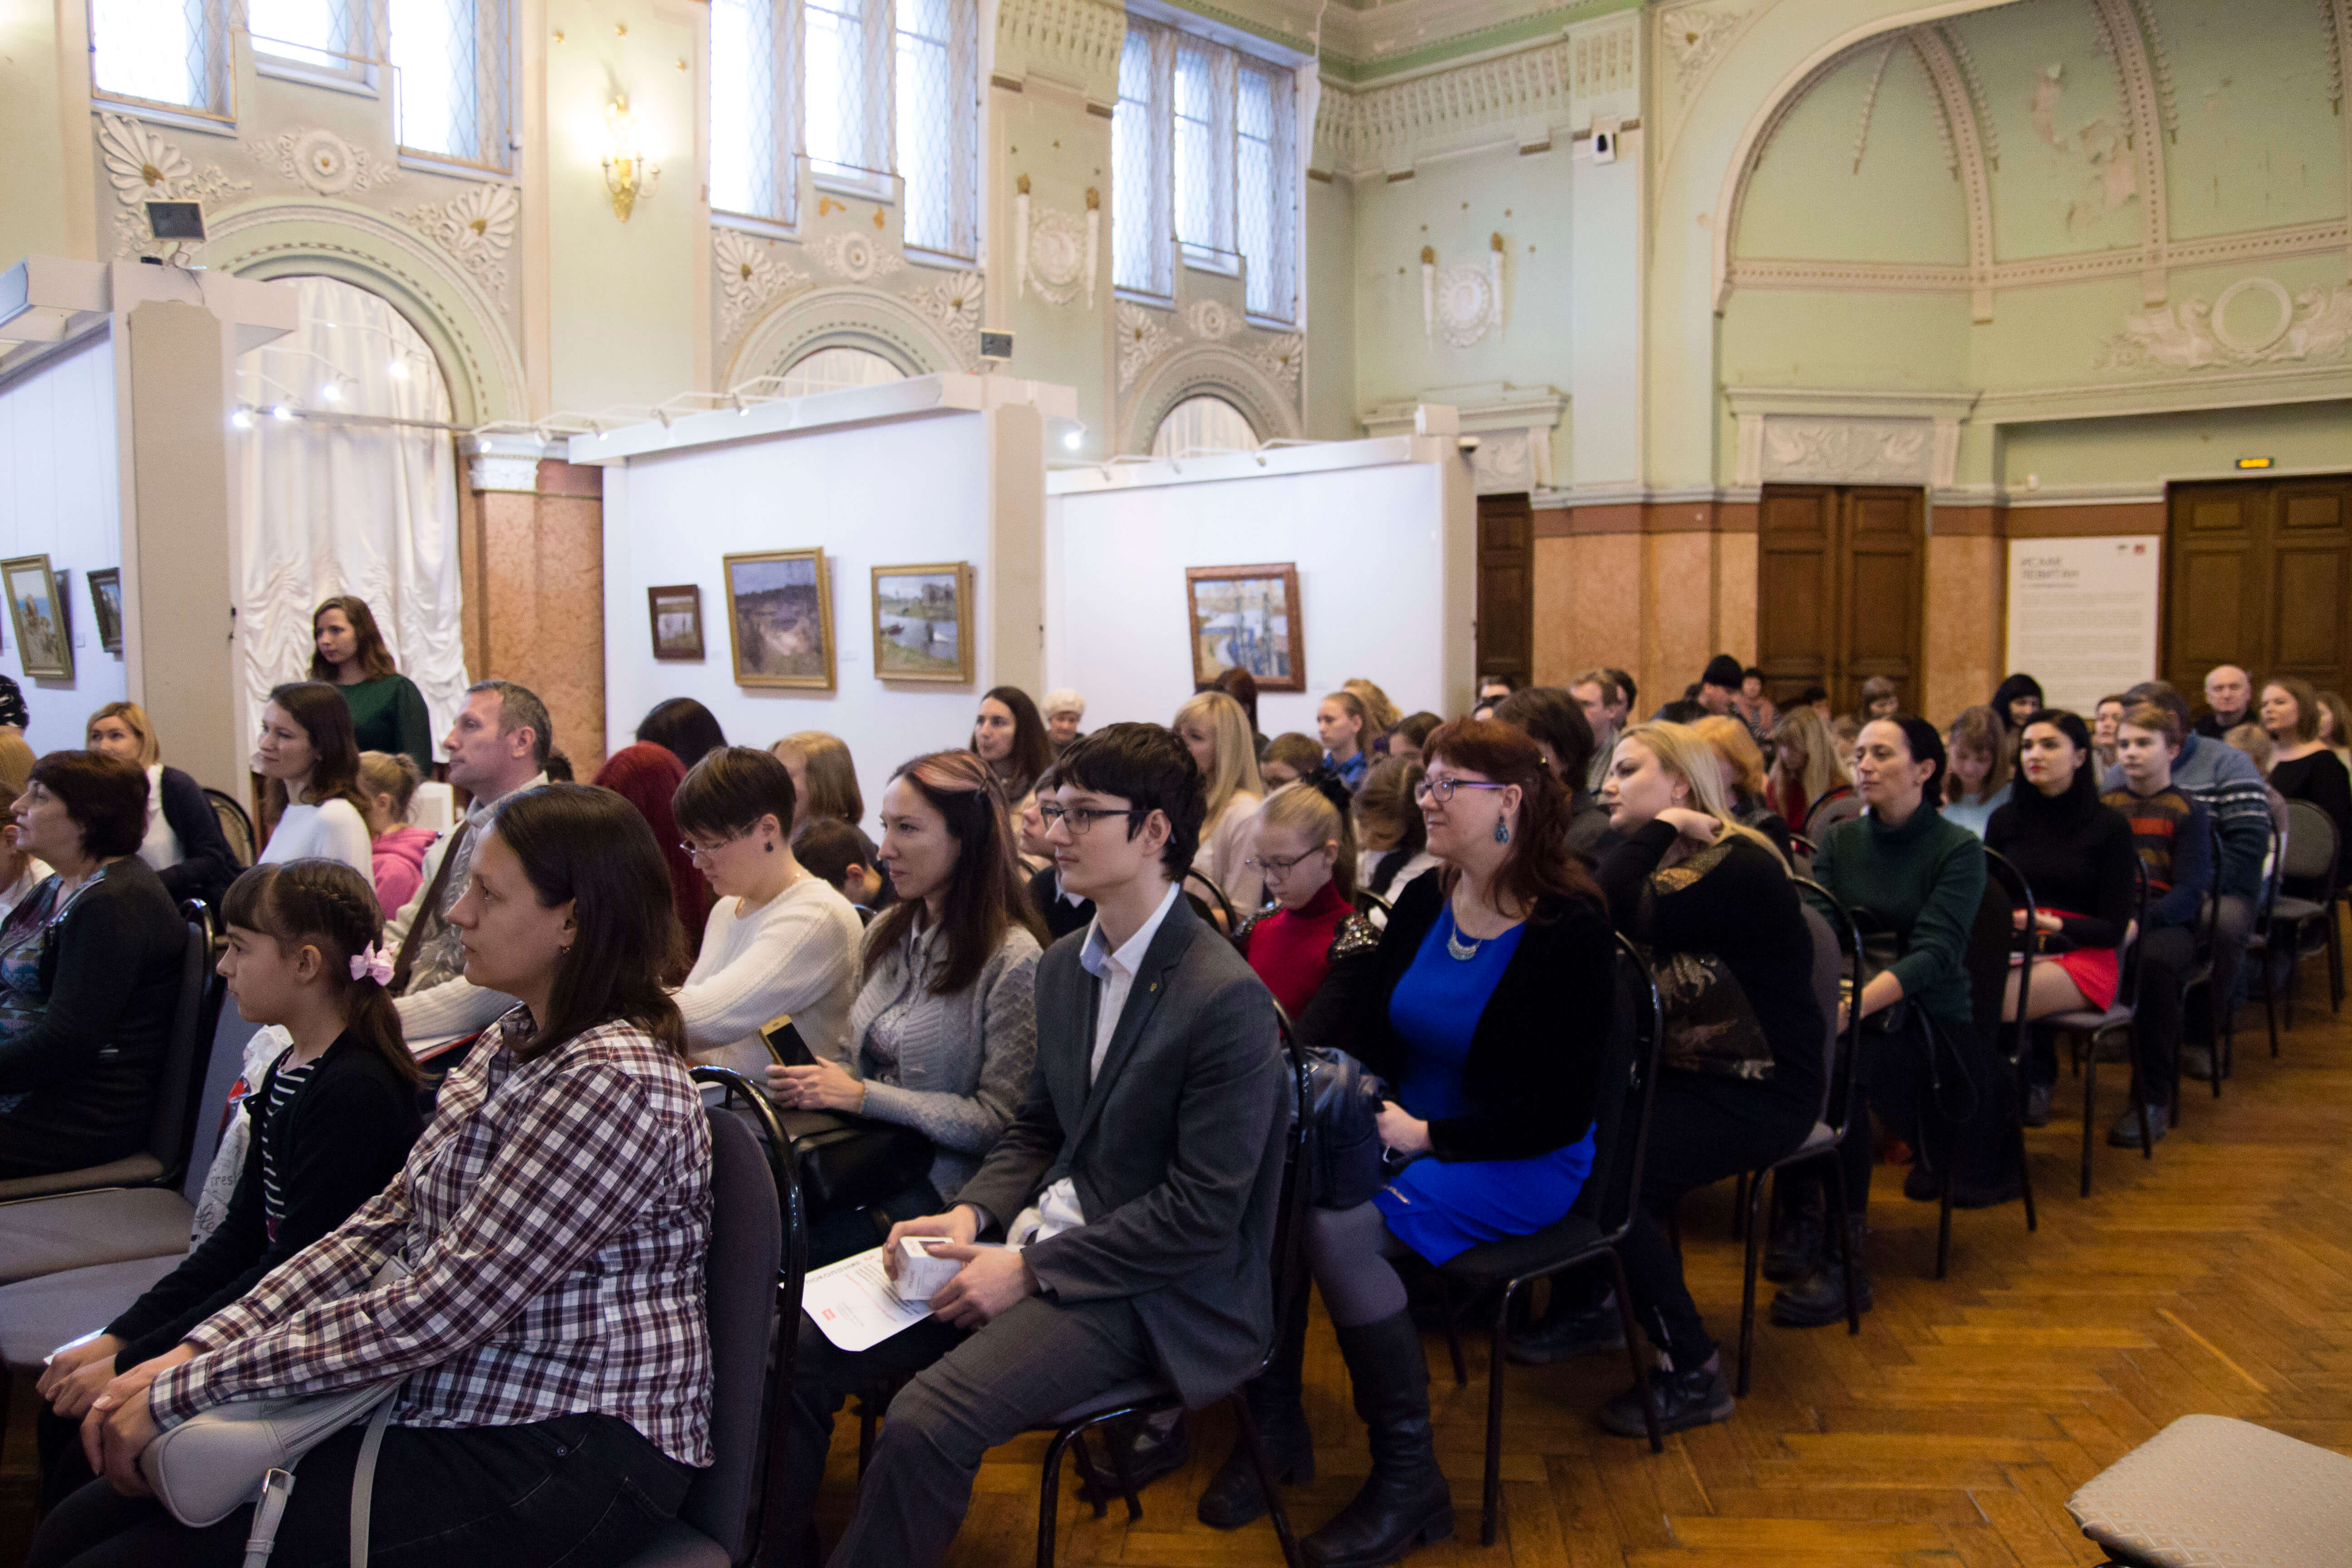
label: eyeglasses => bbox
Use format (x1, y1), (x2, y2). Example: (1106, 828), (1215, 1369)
(1244, 850), (1326, 877)
(1413, 776), (1509, 804)
(679, 829), (752, 862)
(1036, 803), (1143, 836)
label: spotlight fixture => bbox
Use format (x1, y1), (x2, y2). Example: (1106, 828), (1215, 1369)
(319, 381), (343, 403)
(230, 407), (255, 430)
(386, 358), (410, 380)
(1062, 428), (1083, 451)
(271, 403), (296, 422)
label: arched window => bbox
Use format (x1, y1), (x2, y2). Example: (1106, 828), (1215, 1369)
(1151, 394), (1257, 457)
(779, 346), (907, 397)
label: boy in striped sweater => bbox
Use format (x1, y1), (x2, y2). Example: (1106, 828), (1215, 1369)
(2100, 702), (2214, 1146)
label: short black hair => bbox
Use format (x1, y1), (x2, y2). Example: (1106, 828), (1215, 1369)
(794, 815), (875, 893)
(1493, 687), (1595, 789)
(27, 749), (150, 858)
(1794, 684), (1829, 707)
(1887, 715), (1949, 793)
(1743, 666), (1765, 684)
(637, 698), (728, 769)
(673, 745), (796, 840)
(1053, 722), (1203, 881)
(1657, 699), (1709, 725)
(1701, 654), (1744, 691)
(1605, 668), (1637, 711)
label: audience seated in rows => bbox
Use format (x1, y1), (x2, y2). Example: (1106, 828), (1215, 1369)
(1570, 668), (1628, 794)
(1941, 705), (2015, 841)
(2314, 688), (2352, 772)
(0, 752), (187, 1179)
(1176, 690), (1267, 912)
(1695, 656), (1745, 719)
(31, 858), (423, 1513)
(767, 751), (1044, 1269)
(355, 750), (436, 920)
(1201, 667), (1268, 759)
(2258, 675), (2352, 882)
(1991, 672), (2043, 735)
(310, 595), (433, 777)
(1385, 711), (1443, 767)
(796, 813), (887, 907)
(636, 695), (729, 770)
(1854, 675), (1902, 728)
(596, 737), (715, 967)
(971, 685), (1054, 806)
(1317, 691), (1374, 791)
(30, 784), (718, 1566)
(84, 701), (240, 912)
(2100, 704), (2213, 1147)
(1735, 666), (1777, 737)
(1691, 715), (1793, 858)
(2196, 663), (2253, 739)
(2092, 693), (2128, 773)
(0, 782), (53, 926)
(1356, 756), (1438, 902)
(1766, 704), (1845, 828)
(252, 682), (374, 881)
(0, 728), (34, 794)
(1345, 679), (1403, 742)
(1260, 731), (1321, 787)
(1493, 686), (1612, 860)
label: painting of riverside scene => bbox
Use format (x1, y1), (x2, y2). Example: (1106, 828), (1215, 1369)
(872, 563), (974, 683)
(1186, 563), (1303, 692)
(724, 549), (835, 689)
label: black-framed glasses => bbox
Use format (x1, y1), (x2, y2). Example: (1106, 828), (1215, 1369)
(1244, 850), (1327, 877)
(1413, 776), (1508, 804)
(1036, 803), (1143, 837)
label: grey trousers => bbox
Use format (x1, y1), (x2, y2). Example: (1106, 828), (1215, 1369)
(784, 1293), (1156, 1568)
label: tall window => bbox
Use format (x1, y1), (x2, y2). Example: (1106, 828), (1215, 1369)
(1113, 20), (1298, 321)
(246, 0), (368, 76)
(389, 0), (512, 166)
(708, 0), (976, 257)
(91, 0), (227, 112)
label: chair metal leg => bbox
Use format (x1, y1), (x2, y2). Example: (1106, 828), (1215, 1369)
(2079, 1036), (2097, 1200)
(1607, 1250), (1661, 1455)
(1735, 1166), (1767, 1397)
(1731, 1171), (1749, 1241)
(1037, 1426), (1077, 1568)
(2015, 1085), (2039, 1235)
(1437, 1276), (1468, 1387)
(2328, 907), (2342, 1012)
(2263, 967), (2279, 1059)
(1826, 1156), (1861, 1336)
(1068, 1429), (1116, 1521)
(1100, 1419), (1145, 1521)
(1229, 1394), (1305, 1568)
(1481, 1281), (1518, 1546)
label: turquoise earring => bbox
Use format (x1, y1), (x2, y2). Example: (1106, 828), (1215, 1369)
(1494, 818), (1511, 844)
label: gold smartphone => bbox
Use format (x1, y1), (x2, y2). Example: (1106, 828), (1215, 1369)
(759, 1014), (815, 1069)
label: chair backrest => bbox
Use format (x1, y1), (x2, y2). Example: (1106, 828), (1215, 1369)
(1805, 787), (1861, 839)
(205, 788), (256, 868)
(1791, 880), (1859, 1132)
(2114, 853), (2151, 1009)
(1350, 887), (1393, 921)
(686, 1067), (802, 1565)
(1573, 934), (1666, 1246)
(147, 906), (222, 1181)
(1185, 867), (1238, 931)
(1262, 1009), (1313, 1369)
(2281, 798), (2338, 887)
(1975, 849), (2036, 1065)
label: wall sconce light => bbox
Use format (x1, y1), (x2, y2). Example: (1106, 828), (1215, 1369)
(602, 96), (660, 221)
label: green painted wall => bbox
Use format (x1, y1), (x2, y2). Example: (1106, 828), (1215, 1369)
(2001, 402), (2352, 488)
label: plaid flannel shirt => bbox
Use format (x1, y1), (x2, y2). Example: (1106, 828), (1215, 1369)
(150, 1009), (715, 1467)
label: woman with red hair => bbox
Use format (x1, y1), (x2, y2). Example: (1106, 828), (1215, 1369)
(594, 741), (712, 966)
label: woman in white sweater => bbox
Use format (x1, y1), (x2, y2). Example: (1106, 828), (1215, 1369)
(671, 745), (864, 1083)
(1176, 689), (1265, 919)
(251, 681), (373, 880)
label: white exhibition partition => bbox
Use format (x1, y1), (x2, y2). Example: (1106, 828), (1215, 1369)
(584, 375), (1069, 818)
(1045, 437), (1479, 740)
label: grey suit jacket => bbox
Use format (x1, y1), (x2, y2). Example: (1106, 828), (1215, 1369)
(956, 893), (1288, 1407)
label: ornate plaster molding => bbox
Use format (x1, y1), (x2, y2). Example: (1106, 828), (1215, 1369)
(994, 0), (1124, 104)
(1119, 342), (1304, 453)
(725, 284), (975, 387)
(2330, 0), (2352, 279)
(96, 113), (254, 259)
(712, 228), (814, 344)
(245, 127), (404, 197)
(393, 182), (519, 308)
(1733, 414), (1949, 489)
(1362, 382), (1561, 491)
(2094, 281), (2352, 372)
(2085, 0), (2169, 302)
(1731, 219), (2352, 297)
(1907, 26), (1994, 322)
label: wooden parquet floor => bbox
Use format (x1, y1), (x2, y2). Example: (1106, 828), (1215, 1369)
(6, 985), (2349, 1567)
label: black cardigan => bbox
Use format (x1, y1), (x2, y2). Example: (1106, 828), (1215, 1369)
(105, 1030), (421, 1367)
(1345, 869), (1616, 1163)
(155, 765), (242, 913)
(0, 857), (186, 1166)
(1985, 784), (2138, 950)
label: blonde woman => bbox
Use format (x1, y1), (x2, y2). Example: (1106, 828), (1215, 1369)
(1175, 689), (1267, 912)
(1691, 714), (1791, 853)
(1343, 678), (1402, 740)
(84, 700), (242, 909)
(1765, 706), (1846, 828)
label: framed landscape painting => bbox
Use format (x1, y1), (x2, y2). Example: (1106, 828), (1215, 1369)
(724, 549), (835, 689)
(3, 555), (73, 681)
(88, 568), (124, 653)
(871, 563), (974, 683)
(1186, 563), (1303, 692)
(647, 584), (705, 661)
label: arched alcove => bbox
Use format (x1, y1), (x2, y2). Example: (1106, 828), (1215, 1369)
(1150, 393), (1258, 456)
(726, 284), (974, 387)
(1121, 345), (1301, 455)
(779, 345), (909, 397)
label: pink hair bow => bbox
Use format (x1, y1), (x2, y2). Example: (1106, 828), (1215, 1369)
(350, 943), (395, 986)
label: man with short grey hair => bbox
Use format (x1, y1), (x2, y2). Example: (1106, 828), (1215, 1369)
(2195, 664), (2253, 740)
(389, 678), (553, 1043)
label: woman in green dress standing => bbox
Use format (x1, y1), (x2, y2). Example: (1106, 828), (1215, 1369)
(311, 596), (432, 777)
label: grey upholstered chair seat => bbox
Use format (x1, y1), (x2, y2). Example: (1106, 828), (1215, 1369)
(2067, 1413), (2352, 1568)
(0, 1153), (170, 1204)
(0, 1254), (185, 1370)
(0, 1187), (194, 1285)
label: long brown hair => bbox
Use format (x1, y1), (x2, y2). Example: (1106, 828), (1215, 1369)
(1943, 705), (2014, 804)
(1423, 717), (1598, 920)
(260, 681), (367, 830)
(867, 751), (1046, 994)
(222, 859), (420, 1088)
(485, 783), (687, 1060)
(309, 596), (398, 682)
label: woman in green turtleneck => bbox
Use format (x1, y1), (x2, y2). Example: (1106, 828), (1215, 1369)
(311, 596), (432, 778)
(1768, 715), (1991, 1331)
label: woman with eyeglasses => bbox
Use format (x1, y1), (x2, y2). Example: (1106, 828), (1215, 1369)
(766, 752), (1045, 1268)
(1215, 720), (1617, 1566)
(667, 746), (864, 1083)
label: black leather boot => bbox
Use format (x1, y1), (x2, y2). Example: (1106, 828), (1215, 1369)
(1769, 1214), (1872, 1328)
(1300, 1312), (1453, 1568)
(1599, 1352), (1734, 1438)
(1762, 1186), (1824, 1284)
(1198, 1289), (1315, 1528)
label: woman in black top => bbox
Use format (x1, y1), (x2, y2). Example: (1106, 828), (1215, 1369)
(1984, 711), (2137, 1116)
(84, 702), (242, 913)
(2259, 675), (2352, 882)
(0, 752), (187, 1178)
(1509, 721), (1821, 1436)
(33, 858), (422, 1508)
(1991, 672), (2045, 735)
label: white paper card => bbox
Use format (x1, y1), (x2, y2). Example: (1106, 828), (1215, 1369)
(892, 1235), (968, 1302)
(802, 1247), (934, 1352)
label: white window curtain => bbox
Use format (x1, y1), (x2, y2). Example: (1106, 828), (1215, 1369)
(235, 277), (470, 762)
(1151, 394), (1257, 456)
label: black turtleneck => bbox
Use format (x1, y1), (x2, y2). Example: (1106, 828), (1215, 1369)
(1984, 781), (2138, 950)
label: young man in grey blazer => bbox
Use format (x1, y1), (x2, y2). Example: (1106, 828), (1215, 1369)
(776, 723), (1290, 1568)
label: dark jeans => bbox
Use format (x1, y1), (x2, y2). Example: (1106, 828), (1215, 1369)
(2134, 925), (2195, 1099)
(27, 1412), (691, 1568)
(803, 1176), (946, 1271)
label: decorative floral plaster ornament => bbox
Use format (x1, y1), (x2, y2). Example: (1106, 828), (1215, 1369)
(248, 127), (401, 195)
(818, 230), (903, 282)
(1116, 301), (1180, 390)
(711, 228), (812, 339)
(1187, 299), (1235, 339)
(398, 183), (520, 304)
(1434, 262), (1494, 348)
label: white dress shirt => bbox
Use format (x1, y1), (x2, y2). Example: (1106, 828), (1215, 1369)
(1007, 881), (1182, 1247)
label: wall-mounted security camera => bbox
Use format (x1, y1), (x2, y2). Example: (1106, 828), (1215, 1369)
(1590, 128), (1617, 164)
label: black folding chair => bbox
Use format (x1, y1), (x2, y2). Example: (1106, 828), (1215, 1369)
(2048, 859), (2151, 1196)
(1945, 850), (2040, 1280)
(1804, 788), (1861, 840)
(2231, 816), (2289, 1073)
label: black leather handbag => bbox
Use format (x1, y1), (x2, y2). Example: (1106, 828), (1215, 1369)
(779, 1110), (936, 1220)
(1300, 1046), (1389, 1210)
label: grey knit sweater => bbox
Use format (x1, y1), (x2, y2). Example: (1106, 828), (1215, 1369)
(848, 919), (1043, 1200)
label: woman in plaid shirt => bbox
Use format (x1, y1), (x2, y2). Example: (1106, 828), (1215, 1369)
(36, 784), (714, 1568)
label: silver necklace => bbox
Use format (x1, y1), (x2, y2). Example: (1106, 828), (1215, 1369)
(1445, 908), (1483, 961)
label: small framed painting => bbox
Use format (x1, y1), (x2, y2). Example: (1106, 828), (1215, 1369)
(1186, 563), (1303, 693)
(723, 549), (835, 690)
(88, 568), (124, 654)
(3, 554), (74, 681)
(647, 584), (705, 661)
(871, 563), (974, 683)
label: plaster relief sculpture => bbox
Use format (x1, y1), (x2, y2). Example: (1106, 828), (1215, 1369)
(398, 183), (520, 306)
(1761, 419), (1931, 485)
(248, 127), (402, 196)
(818, 230), (905, 283)
(1433, 240), (1504, 349)
(1116, 301), (1180, 390)
(1186, 299), (1237, 340)
(906, 271), (984, 364)
(1660, 3), (1747, 93)
(1245, 333), (1304, 396)
(97, 113), (252, 258)
(2095, 281), (2352, 370)
(1025, 205), (1093, 306)
(713, 228), (813, 341)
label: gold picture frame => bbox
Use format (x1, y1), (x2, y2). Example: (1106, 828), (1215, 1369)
(723, 549), (836, 690)
(2, 554), (74, 681)
(871, 563), (975, 684)
(1186, 563), (1303, 693)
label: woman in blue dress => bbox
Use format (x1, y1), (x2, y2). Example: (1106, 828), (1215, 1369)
(1284, 719), (1617, 1568)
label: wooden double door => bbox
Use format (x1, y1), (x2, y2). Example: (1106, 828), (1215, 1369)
(2165, 476), (2352, 700)
(1475, 493), (1534, 690)
(1757, 484), (1926, 714)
